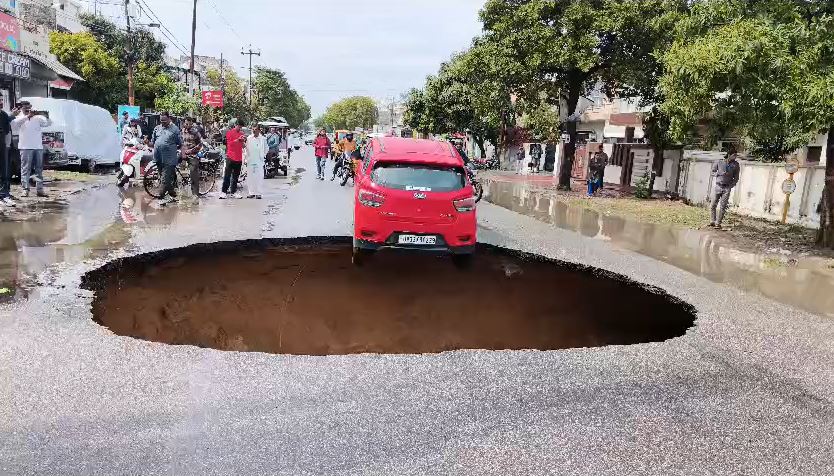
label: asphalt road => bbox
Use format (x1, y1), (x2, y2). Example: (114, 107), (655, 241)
(1, 146), (832, 475)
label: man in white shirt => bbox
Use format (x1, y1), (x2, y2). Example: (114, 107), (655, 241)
(244, 124), (267, 199)
(12, 101), (52, 197)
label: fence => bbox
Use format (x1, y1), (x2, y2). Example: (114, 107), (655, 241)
(677, 152), (825, 226)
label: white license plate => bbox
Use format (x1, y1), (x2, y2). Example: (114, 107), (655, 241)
(398, 235), (437, 245)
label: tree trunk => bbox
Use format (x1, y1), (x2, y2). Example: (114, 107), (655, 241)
(557, 85), (581, 191)
(816, 125), (834, 247)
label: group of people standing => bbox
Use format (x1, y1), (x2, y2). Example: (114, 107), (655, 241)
(220, 120), (281, 200)
(0, 99), (54, 207)
(146, 113), (288, 205)
(312, 129), (358, 181)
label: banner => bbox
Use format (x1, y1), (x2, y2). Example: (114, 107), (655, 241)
(0, 11), (18, 52)
(202, 90), (224, 108)
(117, 105), (141, 132)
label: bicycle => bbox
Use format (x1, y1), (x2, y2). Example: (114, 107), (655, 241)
(144, 151), (221, 199)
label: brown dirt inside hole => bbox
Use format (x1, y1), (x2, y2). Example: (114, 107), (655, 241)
(91, 244), (694, 355)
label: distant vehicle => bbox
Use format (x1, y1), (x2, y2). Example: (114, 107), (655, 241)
(17, 97), (122, 173)
(352, 137), (477, 267)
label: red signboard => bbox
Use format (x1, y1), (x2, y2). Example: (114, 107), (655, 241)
(202, 90), (224, 108)
(0, 12), (20, 52)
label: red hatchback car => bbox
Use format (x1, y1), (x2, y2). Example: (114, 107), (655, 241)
(352, 137), (477, 265)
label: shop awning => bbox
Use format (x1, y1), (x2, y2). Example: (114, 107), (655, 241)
(49, 77), (75, 90)
(26, 54), (83, 82)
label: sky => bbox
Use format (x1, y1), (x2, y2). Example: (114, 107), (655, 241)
(92, 0), (486, 116)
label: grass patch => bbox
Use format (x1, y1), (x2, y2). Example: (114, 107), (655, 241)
(566, 197), (710, 228)
(762, 257), (786, 269)
(44, 170), (97, 182)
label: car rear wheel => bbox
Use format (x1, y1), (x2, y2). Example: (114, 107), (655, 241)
(452, 253), (473, 269)
(351, 247), (372, 266)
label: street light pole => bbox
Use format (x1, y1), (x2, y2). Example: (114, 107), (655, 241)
(123, 0), (134, 106)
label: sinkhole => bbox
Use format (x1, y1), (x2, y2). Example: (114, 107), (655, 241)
(83, 238), (696, 355)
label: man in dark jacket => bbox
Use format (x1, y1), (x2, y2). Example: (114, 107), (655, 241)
(709, 148), (741, 228)
(0, 97), (13, 207)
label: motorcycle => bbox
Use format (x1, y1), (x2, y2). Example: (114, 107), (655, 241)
(467, 165), (484, 203)
(264, 149), (289, 178)
(116, 139), (152, 187)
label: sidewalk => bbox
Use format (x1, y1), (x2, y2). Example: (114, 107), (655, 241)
(481, 170), (834, 317)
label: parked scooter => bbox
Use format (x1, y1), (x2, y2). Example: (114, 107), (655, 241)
(116, 139), (152, 187)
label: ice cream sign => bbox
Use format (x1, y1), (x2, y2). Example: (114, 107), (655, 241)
(0, 12), (19, 52)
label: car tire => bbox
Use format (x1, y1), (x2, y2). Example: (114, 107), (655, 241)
(452, 254), (473, 269)
(351, 247), (372, 266)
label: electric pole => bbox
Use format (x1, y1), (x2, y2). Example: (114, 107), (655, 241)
(241, 45), (260, 117)
(188, 0), (197, 96)
(123, 0), (134, 106)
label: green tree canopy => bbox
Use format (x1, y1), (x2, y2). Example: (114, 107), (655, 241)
(321, 96), (378, 130)
(404, 49), (511, 156)
(50, 31), (123, 110)
(252, 67), (311, 128)
(476, 0), (686, 187)
(660, 0), (834, 161)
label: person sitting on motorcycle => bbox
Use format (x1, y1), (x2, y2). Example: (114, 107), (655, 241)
(331, 134), (356, 181)
(122, 118), (141, 145)
(266, 127), (281, 154)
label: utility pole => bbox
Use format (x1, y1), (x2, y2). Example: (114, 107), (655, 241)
(123, 0), (134, 106)
(188, 0), (197, 96)
(241, 45), (260, 117)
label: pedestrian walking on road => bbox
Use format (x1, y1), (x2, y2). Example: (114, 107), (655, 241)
(709, 148), (741, 228)
(221, 120), (246, 199)
(150, 111), (181, 206)
(244, 125), (267, 199)
(180, 117), (204, 196)
(313, 129), (331, 180)
(0, 97), (13, 207)
(12, 101), (52, 198)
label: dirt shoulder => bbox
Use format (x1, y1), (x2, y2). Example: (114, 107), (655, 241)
(0, 170), (110, 221)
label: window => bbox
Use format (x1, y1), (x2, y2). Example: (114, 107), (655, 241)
(371, 163), (465, 192)
(806, 146), (822, 163)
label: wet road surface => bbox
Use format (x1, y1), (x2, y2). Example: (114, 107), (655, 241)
(484, 179), (834, 317)
(1, 146), (833, 475)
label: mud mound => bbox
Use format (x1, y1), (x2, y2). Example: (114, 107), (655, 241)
(85, 239), (695, 355)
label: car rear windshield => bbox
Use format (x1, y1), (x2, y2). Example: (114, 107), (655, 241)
(371, 163), (465, 192)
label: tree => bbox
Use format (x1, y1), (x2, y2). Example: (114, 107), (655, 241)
(50, 31), (123, 110)
(203, 68), (249, 123)
(252, 67), (311, 127)
(321, 96), (378, 130)
(79, 14), (170, 110)
(479, 0), (687, 189)
(404, 47), (514, 158)
(657, 0), (834, 246)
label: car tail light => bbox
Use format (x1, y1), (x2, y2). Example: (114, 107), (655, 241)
(453, 197), (476, 212)
(358, 189), (385, 208)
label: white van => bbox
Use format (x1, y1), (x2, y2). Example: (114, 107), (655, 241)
(17, 97), (122, 172)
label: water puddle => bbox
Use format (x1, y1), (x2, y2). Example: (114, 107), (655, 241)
(484, 180), (834, 317)
(84, 239), (695, 355)
(0, 185), (200, 300)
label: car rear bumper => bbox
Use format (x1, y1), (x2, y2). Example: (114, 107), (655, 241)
(354, 236), (475, 255)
